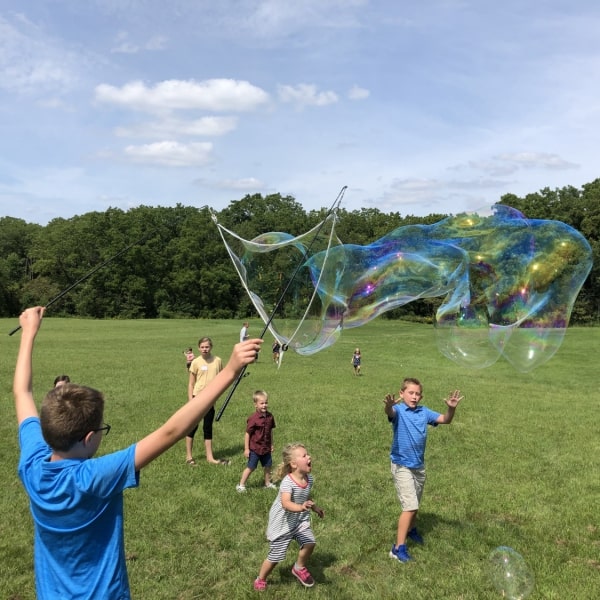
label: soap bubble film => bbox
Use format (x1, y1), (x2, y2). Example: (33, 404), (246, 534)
(488, 546), (535, 599)
(214, 204), (592, 371)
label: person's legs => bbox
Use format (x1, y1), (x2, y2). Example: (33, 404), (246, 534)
(263, 465), (274, 486)
(257, 559), (277, 582)
(396, 510), (417, 546)
(292, 537), (316, 587)
(390, 464), (425, 560)
(202, 406), (221, 464)
(256, 536), (291, 587)
(239, 466), (255, 487)
(296, 542), (315, 568)
(204, 439), (217, 463)
(185, 424), (198, 464)
(259, 452), (274, 486)
(239, 451), (260, 489)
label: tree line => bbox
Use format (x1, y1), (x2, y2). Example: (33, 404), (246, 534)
(1, 180), (598, 323)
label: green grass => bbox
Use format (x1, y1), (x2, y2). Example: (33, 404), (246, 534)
(1, 317), (599, 599)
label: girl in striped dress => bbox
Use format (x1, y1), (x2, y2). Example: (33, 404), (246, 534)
(253, 443), (324, 591)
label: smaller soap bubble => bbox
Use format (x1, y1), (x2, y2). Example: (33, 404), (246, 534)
(488, 546), (535, 600)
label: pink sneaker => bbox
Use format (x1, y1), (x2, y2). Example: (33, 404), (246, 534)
(253, 578), (267, 591)
(291, 565), (315, 587)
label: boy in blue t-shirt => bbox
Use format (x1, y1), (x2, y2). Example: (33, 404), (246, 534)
(13, 306), (262, 600)
(384, 377), (463, 563)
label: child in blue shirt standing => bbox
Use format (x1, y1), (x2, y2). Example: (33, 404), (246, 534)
(384, 377), (463, 562)
(13, 306), (261, 600)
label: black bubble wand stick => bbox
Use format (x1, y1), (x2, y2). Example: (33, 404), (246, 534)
(214, 186), (347, 421)
(8, 229), (156, 336)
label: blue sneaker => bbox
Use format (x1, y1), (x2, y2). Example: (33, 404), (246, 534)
(389, 544), (412, 562)
(408, 528), (424, 544)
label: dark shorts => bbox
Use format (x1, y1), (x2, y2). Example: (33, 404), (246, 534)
(247, 450), (272, 469)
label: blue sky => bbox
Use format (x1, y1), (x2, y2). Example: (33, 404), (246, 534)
(1, 1), (599, 225)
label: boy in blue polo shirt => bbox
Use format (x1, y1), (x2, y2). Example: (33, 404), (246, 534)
(384, 377), (463, 562)
(13, 306), (262, 599)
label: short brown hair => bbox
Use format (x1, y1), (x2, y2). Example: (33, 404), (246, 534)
(401, 377), (422, 392)
(40, 384), (104, 451)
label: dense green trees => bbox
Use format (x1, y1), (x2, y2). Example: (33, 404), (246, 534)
(1, 183), (598, 323)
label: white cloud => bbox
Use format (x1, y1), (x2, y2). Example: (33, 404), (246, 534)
(111, 31), (168, 54)
(123, 141), (213, 166)
(144, 35), (168, 51)
(243, 0), (365, 39)
(213, 177), (266, 191)
(115, 116), (238, 138)
(348, 85), (370, 100)
(494, 152), (578, 171)
(451, 152), (580, 178)
(95, 79), (270, 113)
(461, 160), (519, 177)
(0, 16), (77, 94)
(277, 83), (338, 107)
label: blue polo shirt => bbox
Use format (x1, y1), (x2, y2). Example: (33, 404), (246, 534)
(389, 402), (441, 469)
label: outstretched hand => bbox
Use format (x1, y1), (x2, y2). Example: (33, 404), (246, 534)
(445, 389), (463, 408)
(383, 393), (397, 409)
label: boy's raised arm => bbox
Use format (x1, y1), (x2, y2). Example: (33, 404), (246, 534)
(135, 338), (262, 470)
(13, 307), (45, 424)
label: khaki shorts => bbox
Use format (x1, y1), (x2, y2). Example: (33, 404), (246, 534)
(391, 463), (426, 511)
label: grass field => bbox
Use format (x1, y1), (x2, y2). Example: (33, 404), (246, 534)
(1, 317), (598, 599)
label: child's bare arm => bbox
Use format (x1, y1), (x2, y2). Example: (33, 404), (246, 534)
(135, 339), (262, 470)
(187, 369), (196, 403)
(244, 431), (250, 458)
(309, 500), (324, 518)
(13, 307), (45, 424)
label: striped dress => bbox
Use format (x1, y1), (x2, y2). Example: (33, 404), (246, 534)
(266, 473), (313, 541)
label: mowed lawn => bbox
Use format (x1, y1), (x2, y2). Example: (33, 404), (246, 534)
(1, 317), (598, 599)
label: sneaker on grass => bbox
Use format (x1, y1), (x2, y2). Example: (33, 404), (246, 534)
(291, 565), (315, 587)
(389, 544), (412, 562)
(407, 527), (424, 544)
(264, 482), (277, 489)
(236, 484), (246, 493)
(253, 578), (267, 591)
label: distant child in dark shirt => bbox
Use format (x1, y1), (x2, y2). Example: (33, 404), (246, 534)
(183, 348), (195, 370)
(272, 341), (281, 363)
(351, 348), (362, 375)
(236, 390), (276, 492)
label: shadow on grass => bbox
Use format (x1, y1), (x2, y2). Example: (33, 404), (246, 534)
(275, 551), (337, 587)
(394, 511), (466, 546)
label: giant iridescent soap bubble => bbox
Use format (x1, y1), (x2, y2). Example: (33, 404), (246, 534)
(213, 203), (592, 372)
